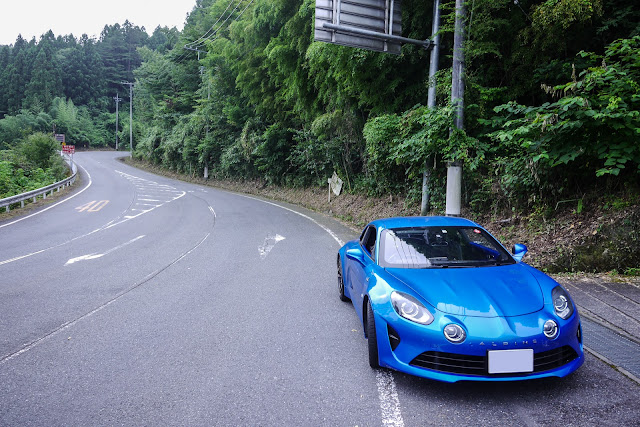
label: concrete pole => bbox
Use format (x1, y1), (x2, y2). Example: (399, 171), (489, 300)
(129, 84), (133, 157)
(114, 94), (121, 150)
(420, 0), (441, 216)
(446, 0), (466, 217)
(121, 82), (134, 157)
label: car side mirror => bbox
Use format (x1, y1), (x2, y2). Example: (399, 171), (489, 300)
(346, 247), (365, 264)
(512, 244), (528, 262)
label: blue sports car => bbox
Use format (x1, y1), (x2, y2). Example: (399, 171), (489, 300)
(337, 216), (584, 382)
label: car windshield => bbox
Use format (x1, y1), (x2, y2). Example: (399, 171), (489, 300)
(379, 226), (515, 269)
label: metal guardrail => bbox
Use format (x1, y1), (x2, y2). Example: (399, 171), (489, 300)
(0, 154), (77, 212)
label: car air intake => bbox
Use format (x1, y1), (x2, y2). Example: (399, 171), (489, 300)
(410, 346), (579, 376)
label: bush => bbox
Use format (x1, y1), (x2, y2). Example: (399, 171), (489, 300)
(19, 132), (60, 169)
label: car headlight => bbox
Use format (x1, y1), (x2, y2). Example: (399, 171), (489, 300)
(390, 291), (434, 325)
(552, 286), (575, 320)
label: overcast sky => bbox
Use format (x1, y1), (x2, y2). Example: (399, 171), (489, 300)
(1, 0), (197, 45)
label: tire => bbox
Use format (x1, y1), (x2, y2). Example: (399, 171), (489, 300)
(366, 300), (380, 368)
(337, 256), (350, 302)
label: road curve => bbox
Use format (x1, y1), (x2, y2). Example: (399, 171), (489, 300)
(0, 151), (638, 426)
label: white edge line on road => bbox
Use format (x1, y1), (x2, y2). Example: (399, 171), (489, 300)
(0, 163), (92, 229)
(376, 370), (404, 427)
(237, 193), (404, 427)
(237, 194), (345, 246)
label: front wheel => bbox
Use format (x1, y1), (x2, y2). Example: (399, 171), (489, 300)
(367, 300), (380, 368)
(337, 256), (350, 302)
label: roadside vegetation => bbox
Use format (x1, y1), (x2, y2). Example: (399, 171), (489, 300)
(0, 132), (68, 198)
(1, 0), (638, 273)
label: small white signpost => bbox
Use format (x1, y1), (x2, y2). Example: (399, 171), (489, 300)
(328, 172), (344, 202)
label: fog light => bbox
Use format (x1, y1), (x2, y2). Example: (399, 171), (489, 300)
(444, 324), (466, 343)
(544, 320), (559, 339)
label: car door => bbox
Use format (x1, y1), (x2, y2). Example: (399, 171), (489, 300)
(350, 225), (377, 322)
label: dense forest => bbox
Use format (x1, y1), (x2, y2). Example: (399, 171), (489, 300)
(0, 22), (179, 197)
(0, 22), (179, 147)
(1, 0), (639, 214)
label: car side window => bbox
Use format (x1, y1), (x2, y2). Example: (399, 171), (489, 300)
(360, 226), (377, 259)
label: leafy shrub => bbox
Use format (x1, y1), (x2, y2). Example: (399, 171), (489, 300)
(489, 36), (640, 180)
(19, 133), (61, 169)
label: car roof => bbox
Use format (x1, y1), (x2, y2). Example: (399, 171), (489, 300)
(370, 216), (480, 230)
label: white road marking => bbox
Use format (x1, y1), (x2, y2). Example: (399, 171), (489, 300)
(258, 234), (286, 259)
(64, 235), (145, 266)
(0, 171), (184, 266)
(238, 195), (345, 246)
(237, 194), (405, 427)
(376, 371), (404, 427)
(1, 196), (217, 364)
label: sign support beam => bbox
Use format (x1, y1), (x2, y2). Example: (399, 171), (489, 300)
(321, 23), (431, 49)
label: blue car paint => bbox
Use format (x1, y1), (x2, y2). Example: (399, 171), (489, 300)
(338, 216), (584, 383)
(387, 265), (545, 317)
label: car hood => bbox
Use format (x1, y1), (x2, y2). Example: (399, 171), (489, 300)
(387, 264), (543, 317)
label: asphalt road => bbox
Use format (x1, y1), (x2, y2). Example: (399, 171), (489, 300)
(0, 151), (638, 426)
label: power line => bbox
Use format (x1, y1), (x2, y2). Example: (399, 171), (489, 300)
(184, 0), (240, 49)
(187, 0), (255, 50)
(143, 0), (256, 82)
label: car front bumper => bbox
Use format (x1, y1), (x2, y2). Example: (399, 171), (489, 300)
(371, 300), (584, 383)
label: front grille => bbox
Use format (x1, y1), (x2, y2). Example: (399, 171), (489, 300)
(534, 346), (579, 372)
(410, 346), (579, 376)
(410, 351), (486, 375)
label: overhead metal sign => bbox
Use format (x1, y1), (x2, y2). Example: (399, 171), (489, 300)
(315, 0), (404, 55)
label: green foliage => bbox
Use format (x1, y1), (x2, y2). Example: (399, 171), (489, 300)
(489, 36), (640, 181)
(362, 105), (486, 196)
(625, 267), (640, 277)
(362, 113), (403, 193)
(254, 123), (292, 185)
(19, 132), (60, 169)
(0, 132), (68, 198)
(0, 18), (175, 149)
(0, 110), (53, 148)
(124, 0), (640, 215)
(527, 0), (604, 53)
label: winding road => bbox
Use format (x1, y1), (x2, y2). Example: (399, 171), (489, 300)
(0, 151), (637, 426)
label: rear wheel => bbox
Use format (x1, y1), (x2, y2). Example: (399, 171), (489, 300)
(366, 300), (380, 368)
(337, 256), (350, 302)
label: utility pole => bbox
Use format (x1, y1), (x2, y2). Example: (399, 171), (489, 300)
(121, 82), (134, 157)
(421, 0), (442, 216)
(184, 46), (206, 61)
(446, 0), (466, 217)
(113, 94), (122, 150)
(186, 45), (211, 178)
